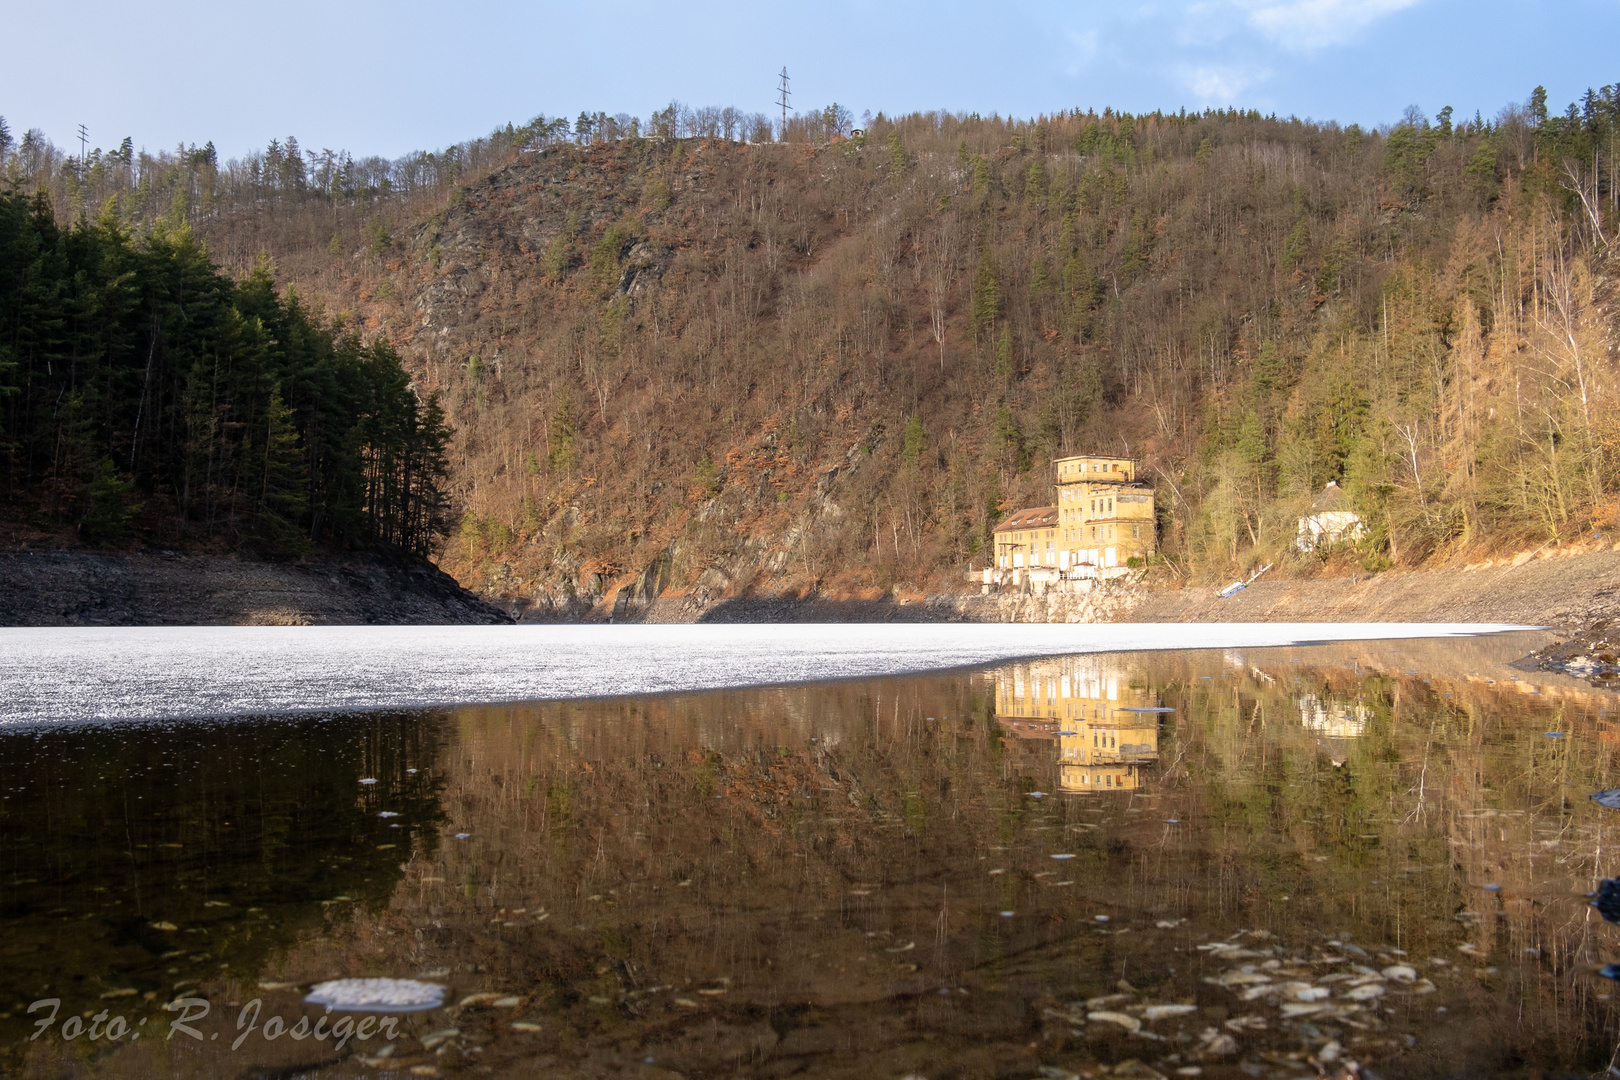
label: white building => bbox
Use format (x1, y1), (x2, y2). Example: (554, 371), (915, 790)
(1296, 481), (1366, 552)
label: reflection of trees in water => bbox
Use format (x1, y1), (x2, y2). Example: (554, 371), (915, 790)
(1153, 643), (1620, 1071)
(0, 713), (446, 1057)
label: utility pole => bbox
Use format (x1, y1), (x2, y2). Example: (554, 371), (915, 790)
(77, 124), (88, 170)
(777, 67), (792, 140)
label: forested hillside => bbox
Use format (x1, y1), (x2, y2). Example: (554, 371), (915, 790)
(0, 190), (451, 555)
(3, 88), (1617, 606)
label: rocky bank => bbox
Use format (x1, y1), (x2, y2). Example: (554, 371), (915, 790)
(498, 543), (1620, 631)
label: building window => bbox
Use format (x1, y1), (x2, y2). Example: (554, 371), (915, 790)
(1133, 525), (1139, 539)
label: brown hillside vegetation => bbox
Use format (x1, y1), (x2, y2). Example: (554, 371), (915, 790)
(8, 95), (1620, 612)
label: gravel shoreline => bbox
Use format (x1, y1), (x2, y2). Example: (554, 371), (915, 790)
(0, 550), (511, 626)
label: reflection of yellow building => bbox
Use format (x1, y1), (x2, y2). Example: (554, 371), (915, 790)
(1060, 764), (1142, 791)
(995, 659), (1162, 794)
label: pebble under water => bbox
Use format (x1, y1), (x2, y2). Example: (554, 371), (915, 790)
(2, 628), (1618, 1079)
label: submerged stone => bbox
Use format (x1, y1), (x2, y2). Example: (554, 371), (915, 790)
(305, 977), (447, 1013)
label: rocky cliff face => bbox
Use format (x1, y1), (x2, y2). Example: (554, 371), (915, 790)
(0, 550), (512, 626)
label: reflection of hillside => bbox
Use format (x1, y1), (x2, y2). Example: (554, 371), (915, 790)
(0, 715), (444, 1057)
(14, 635), (1620, 1078)
(996, 658), (1161, 793)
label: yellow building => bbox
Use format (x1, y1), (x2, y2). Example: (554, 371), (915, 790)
(995, 658), (1163, 794)
(990, 506), (1059, 574)
(990, 455), (1156, 587)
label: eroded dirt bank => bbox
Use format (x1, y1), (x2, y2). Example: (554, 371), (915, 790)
(504, 547), (1620, 630)
(0, 550), (512, 626)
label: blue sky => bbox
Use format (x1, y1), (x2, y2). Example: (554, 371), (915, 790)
(3, 0), (1615, 161)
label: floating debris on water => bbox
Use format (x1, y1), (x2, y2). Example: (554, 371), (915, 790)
(1028, 792), (1046, 798)
(1600, 964), (1620, 980)
(1482, 883), (1501, 891)
(379, 811), (400, 818)
(1000, 911), (1016, 917)
(359, 778), (378, 785)
(1051, 853), (1076, 860)
(1592, 790), (1620, 809)
(1094, 915), (1110, 922)
(305, 978), (447, 1013)
(1545, 732), (1566, 738)
(454, 833), (471, 840)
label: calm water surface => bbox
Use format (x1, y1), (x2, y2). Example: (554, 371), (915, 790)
(4, 630), (1619, 1079)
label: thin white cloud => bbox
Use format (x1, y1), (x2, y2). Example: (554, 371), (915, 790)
(1065, 28), (1101, 75)
(1240, 0), (1424, 50)
(1182, 63), (1270, 103)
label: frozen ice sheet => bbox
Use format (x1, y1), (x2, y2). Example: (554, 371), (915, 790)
(0, 622), (1532, 725)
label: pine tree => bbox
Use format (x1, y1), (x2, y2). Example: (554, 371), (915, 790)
(1024, 159), (1047, 200)
(901, 415), (926, 467)
(887, 131), (907, 174)
(969, 249), (1000, 342)
(256, 386), (311, 554)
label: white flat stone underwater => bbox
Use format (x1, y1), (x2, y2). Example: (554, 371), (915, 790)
(0, 623), (1534, 725)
